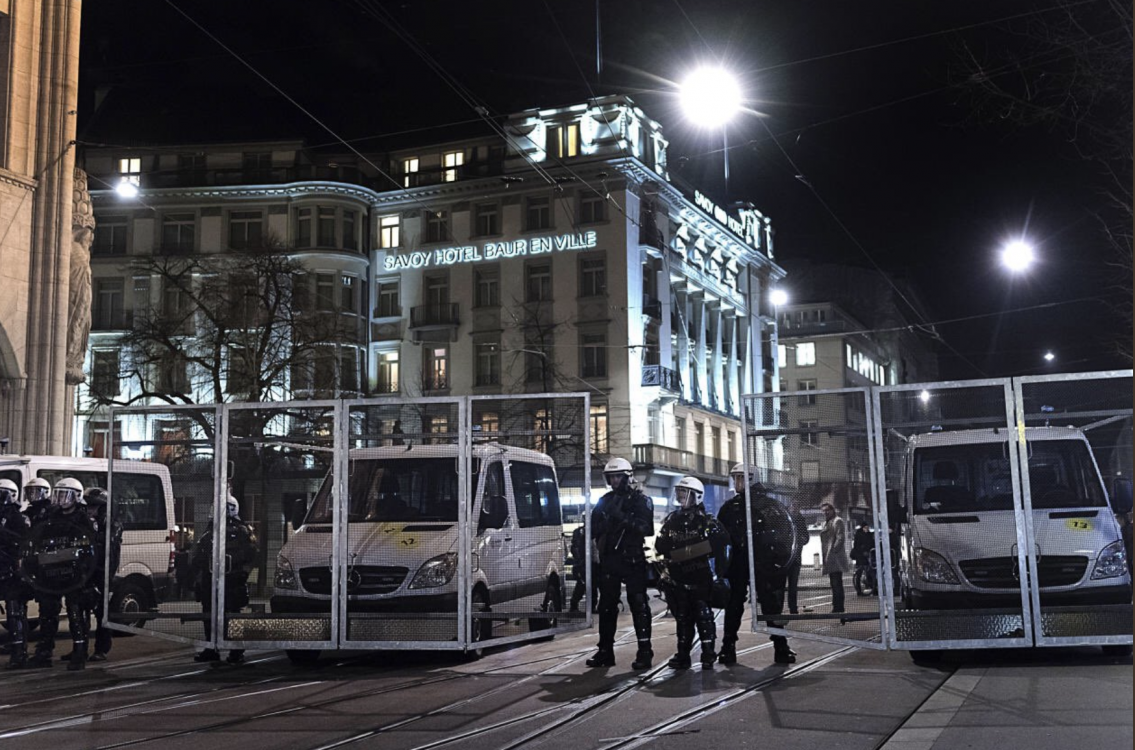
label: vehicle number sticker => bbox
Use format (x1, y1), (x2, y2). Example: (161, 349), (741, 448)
(1064, 519), (1092, 531)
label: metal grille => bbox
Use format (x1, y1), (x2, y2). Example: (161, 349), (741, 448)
(742, 387), (885, 649)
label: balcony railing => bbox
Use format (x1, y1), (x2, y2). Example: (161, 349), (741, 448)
(632, 443), (730, 479)
(641, 365), (681, 392)
(409, 303), (459, 328)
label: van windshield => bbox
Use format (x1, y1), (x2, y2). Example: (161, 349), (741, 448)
(914, 439), (1106, 514)
(306, 458), (459, 524)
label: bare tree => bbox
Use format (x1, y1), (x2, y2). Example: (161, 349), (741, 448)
(951, 1), (1133, 358)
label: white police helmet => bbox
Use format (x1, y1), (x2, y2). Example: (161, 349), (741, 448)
(675, 476), (705, 509)
(0, 478), (17, 505)
(52, 477), (84, 511)
(24, 477), (51, 505)
(226, 494), (240, 519)
(603, 457), (633, 490)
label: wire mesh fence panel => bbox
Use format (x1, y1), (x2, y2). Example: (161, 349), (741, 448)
(742, 388), (885, 648)
(104, 406), (218, 646)
(467, 394), (591, 648)
(220, 403), (339, 652)
(337, 398), (468, 649)
(874, 381), (1033, 650)
(1014, 371), (1133, 650)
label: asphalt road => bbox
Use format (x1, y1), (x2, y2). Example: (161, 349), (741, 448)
(0, 595), (1129, 750)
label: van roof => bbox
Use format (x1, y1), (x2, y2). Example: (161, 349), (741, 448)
(908, 426), (1088, 448)
(346, 442), (555, 466)
(0, 455), (172, 475)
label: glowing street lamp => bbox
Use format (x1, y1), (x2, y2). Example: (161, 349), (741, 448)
(919, 390), (931, 404)
(115, 178), (139, 199)
(1001, 239), (1035, 273)
(680, 66), (742, 190)
(769, 288), (789, 307)
(1043, 351), (1056, 363)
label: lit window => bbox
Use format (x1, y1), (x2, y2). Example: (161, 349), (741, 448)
(443, 150), (464, 182)
(478, 411), (500, 437)
(118, 157), (142, 186)
(379, 215), (400, 249)
(403, 157), (419, 188)
(377, 350), (400, 393)
(777, 344), (787, 369)
(795, 342), (816, 367)
(548, 123), (581, 159)
(590, 403), (609, 454)
(427, 347), (448, 390)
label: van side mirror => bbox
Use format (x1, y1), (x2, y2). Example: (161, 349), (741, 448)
(290, 497), (308, 531)
(1111, 477), (1133, 515)
(886, 488), (907, 525)
(480, 494), (509, 530)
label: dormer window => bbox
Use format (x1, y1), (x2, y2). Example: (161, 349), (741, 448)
(118, 157), (142, 186)
(443, 150), (464, 182)
(547, 122), (580, 159)
(402, 157), (419, 188)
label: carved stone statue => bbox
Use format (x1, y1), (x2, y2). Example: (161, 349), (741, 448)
(66, 167), (96, 386)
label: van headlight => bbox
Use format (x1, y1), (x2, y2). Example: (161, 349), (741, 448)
(275, 553), (298, 590)
(409, 553), (458, 589)
(1091, 541), (1128, 580)
(914, 547), (959, 584)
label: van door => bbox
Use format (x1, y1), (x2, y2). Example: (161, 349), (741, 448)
(476, 461), (515, 600)
(507, 460), (561, 607)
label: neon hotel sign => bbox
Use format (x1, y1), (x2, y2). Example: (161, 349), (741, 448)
(382, 230), (598, 271)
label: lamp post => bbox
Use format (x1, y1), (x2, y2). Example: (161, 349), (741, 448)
(680, 66), (742, 193)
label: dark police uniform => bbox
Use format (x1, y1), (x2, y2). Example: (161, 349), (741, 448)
(85, 490), (123, 660)
(0, 498), (31, 668)
(191, 509), (258, 663)
(656, 502), (730, 669)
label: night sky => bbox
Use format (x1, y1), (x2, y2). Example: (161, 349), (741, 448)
(78, 0), (1133, 380)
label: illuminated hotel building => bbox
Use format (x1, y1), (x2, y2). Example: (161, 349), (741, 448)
(77, 95), (785, 507)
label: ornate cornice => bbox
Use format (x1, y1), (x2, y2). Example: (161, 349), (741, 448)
(0, 168), (38, 192)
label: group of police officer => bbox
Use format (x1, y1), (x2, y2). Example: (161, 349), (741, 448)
(0, 476), (121, 670)
(582, 458), (800, 672)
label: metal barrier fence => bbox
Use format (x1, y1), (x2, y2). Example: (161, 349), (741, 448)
(107, 394), (591, 657)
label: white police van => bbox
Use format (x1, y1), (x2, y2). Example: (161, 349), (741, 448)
(271, 443), (566, 656)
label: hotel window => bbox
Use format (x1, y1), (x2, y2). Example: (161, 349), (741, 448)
(534, 408), (553, 453)
(801, 420), (819, 447)
(443, 150), (464, 182)
(291, 273), (309, 311)
(178, 153), (206, 182)
(159, 351), (190, 395)
(801, 460), (820, 484)
(581, 331), (607, 378)
(375, 279), (400, 317)
(474, 203), (499, 236)
(340, 348), (359, 393)
(797, 379), (817, 406)
(526, 263), (552, 302)
(474, 268), (499, 307)
(525, 340), (551, 383)
(296, 207), (313, 247)
(426, 346), (449, 390)
(379, 215), (400, 248)
(795, 341), (816, 367)
(526, 196), (551, 231)
(315, 273), (335, 311)
(425, 210), (449, 243)
(579, 257), (606, 297)
(161, 213), (195, 253)
(343, 210), (358, 251)
(242, 151), (272, 181)
(580, 192), (605, 224)
(376, 350), (400, 393)
(91, 350), (120, 398)
(547, 122), (580, 159)
(94, 216), (128, 256)
(777, 344), (787, 369)
(118, 157), (142, 186)
(340, 275), (357, 314)
(402, 157), (419, 188)
(93, 279), (125, 330)
(727, 431), (736, 462)
(317, 207), (336, 246)
(590, 403), (609, 454)
(228, 210), (263, 249)
(478, 411), (500, 436)
(475, 340), (501, 386)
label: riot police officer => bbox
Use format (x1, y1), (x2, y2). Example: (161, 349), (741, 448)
(84, 488), (122, 661)
(586, 457), (654, 669)
(568, 524), (598, 613)
(717, 464), (798, 665)
(0, 479), (31, 668)
(28, 478), (99, 670)
(655, 476), (730, 670)
(23, 477), (52, 527)
(191, 494), (258, 664)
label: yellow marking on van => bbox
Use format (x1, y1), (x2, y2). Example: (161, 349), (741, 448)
(1064, 519), (1092, 531)
(400, 536), (417, 547)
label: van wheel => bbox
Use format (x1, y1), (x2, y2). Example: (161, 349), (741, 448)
(111, 580), (152, 629)
(286, 649), (321, 666)
(468, 588), (492, 657)
(1101, 644), (1132, 657)
(530, 579), (563, 636)
(910, 649), (944, 665)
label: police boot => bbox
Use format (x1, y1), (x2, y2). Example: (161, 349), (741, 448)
(700, 642), (716, 671)
(667, 646), (692, 670)
(717, 640), (737, 666)
(226, 650), (245, 664)
(27, 648), (53, 669)
(67, 646), (87, 671)
(194, 648), (221, 663)
(585, 647), (615, 668)
(631, 646), (653, 670)
(772, 636), (796, 665)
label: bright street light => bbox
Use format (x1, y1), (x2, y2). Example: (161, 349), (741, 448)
(1043, 351), (1056, 363)
(919, 390), (931, 404)
(115, 179), (139, 199)
(1001, 239), (1035, 272)
(769, 288), (789, 307)
(679, 67), (742, 128)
